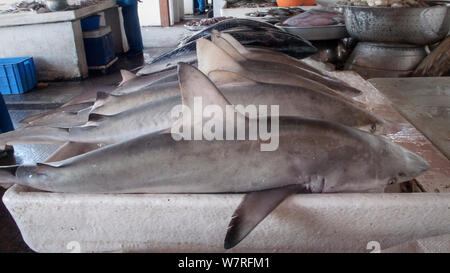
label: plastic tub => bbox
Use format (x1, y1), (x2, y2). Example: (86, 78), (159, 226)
(277, 0), (316, 6)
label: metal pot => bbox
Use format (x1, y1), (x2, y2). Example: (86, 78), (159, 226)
(45, 0), (68, 12)
(342, 5), (450, 45)
(345, 42), (427, 78)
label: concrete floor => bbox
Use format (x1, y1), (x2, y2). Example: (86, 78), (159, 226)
(0, 22), (197, 252)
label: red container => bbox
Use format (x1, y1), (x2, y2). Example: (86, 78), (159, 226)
(276, 0), (316, 7)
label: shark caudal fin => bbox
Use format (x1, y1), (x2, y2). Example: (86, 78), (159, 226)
(224, 184), (310, 249)
(118, 70), (137, 87)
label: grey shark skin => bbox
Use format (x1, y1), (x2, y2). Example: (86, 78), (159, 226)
(210, 31), (361, 97)
(112, 69), (178, 95)
(196, 38), (361, 100)
(5, 118), (428, 193)
(0, 64), (429, 250)
(0, 65), (383, 147)
(0, 65), (429, 249)
(25, 107), (91, 128)
(66, 79), (383, 145)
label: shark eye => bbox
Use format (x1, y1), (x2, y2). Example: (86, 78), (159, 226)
(370, 123), (377, 133)
(388, 177), (397, 185)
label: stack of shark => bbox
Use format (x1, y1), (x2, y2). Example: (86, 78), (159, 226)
(0, 20), (429, 250)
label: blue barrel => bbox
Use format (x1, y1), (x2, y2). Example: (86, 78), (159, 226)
(117, 0), (143, 54)
(0, 93), (13, 133)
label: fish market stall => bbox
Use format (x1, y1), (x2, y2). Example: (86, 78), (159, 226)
(0, 4), (449, 253)
(0, 0), (126, 80)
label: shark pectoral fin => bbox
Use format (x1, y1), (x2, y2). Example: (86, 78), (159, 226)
(224, 184), (308, 250)
(211, 32), (247, 62)
(197, 38), (246, 76)
(218, 32), (250, 55)
(118, 70), (137, 87)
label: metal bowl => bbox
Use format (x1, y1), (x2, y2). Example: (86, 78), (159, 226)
(345, 42), (427, 78)
(342, 5), (450, 45)
(45, 0), (68, 12)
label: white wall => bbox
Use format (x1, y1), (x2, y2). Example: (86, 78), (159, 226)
(138, 0), (162, 26)
(138, 0), (183, 27)
(183, 0), (193, 14)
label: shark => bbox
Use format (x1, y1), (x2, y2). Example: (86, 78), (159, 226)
(209, 30), (362, 97)
(0, 64), (384, 147)
(0, 63), (429, 249)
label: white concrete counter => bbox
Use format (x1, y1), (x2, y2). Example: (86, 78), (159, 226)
(3, 185), (450, 253)
(0, 0), (123, 80)
(0, 0), (116, 27)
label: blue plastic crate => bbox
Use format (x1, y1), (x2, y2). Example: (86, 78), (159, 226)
(0, 57), (37, 95)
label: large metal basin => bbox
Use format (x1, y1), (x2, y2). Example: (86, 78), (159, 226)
(345, 42), (427, 78)
(343, 5), (450, 45)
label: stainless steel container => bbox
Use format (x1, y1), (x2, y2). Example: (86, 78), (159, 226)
(345, 42), (427, 78)
(343, 5), (450, 45)
(45, 0), (68, 12)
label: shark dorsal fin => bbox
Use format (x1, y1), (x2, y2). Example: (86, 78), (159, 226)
(211, 31), (246, 62)
(118, 70), (137, 87)
(175, 63), (246, 137)
(178, 63), (231, 110)
(197, 38), (246, 76)
(208, 70), (257, 86)
(218, 32), (250, 55)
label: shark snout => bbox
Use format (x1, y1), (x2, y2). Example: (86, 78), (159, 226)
(403, 150), (429, 179)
